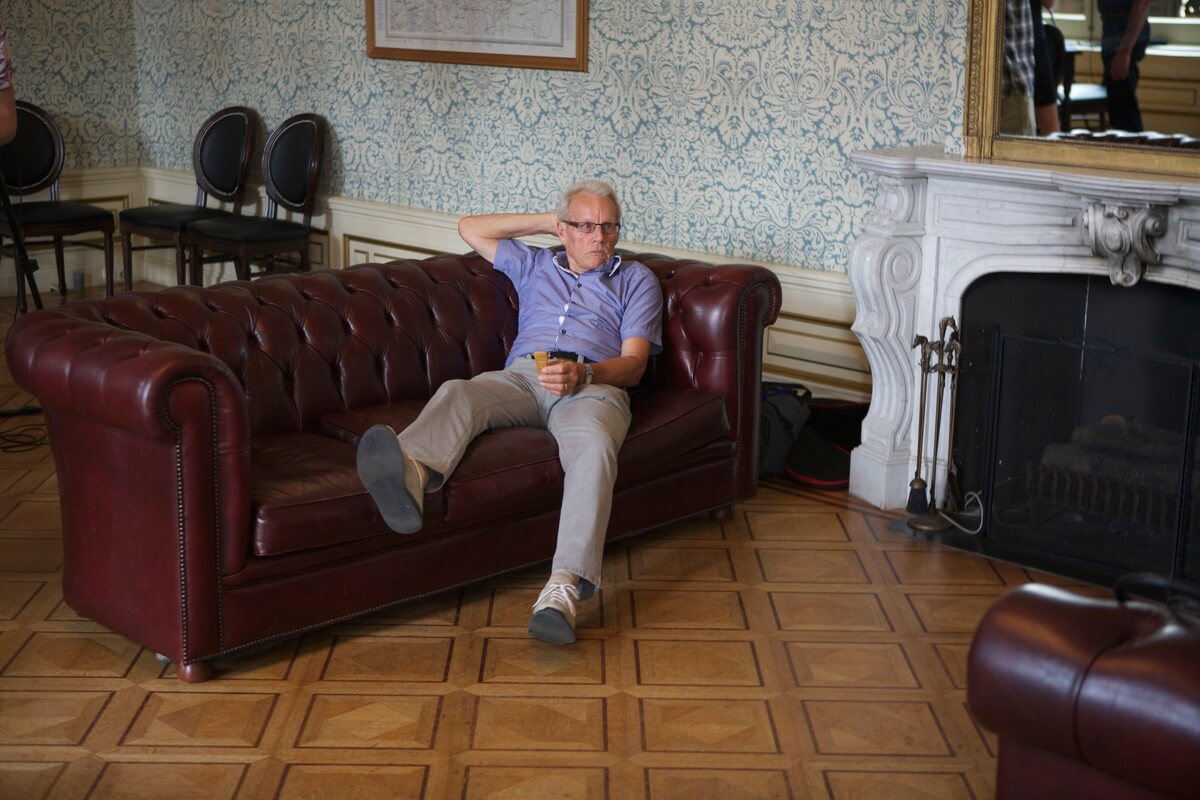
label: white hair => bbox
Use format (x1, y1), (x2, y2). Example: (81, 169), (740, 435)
(556, 179), (621, 221)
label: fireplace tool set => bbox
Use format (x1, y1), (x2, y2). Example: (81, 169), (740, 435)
(906, 317), (978, 533)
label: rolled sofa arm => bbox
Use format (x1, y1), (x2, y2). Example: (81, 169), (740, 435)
(6, 308), (253, 663)
(967, 584), (1200, 799)
(7, 313), (246, 439)
(635, 255), (783, 500)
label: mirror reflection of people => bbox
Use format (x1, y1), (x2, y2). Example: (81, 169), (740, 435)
(1100, 0), (1151, 132)
(0, 26), (15, 145)
(1002, 0), (1038, 136)
(1032, 0), (1061, 136)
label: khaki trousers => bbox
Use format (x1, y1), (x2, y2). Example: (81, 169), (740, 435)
(398, 358), (631, 599)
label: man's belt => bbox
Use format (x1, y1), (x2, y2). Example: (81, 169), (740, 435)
(525, 350), (594, 363)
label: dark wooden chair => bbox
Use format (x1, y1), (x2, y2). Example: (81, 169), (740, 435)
(1044, 25), (1108, 131)
(119, 106), (255, 287)
(0, 101), (115, 298)
(185, 113), (324, 285)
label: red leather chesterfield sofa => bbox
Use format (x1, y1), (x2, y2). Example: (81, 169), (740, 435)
(967, 582), (1200, 800)
(6, 251), (780, 682)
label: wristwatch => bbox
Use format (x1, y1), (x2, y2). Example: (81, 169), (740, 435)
(583, 363), (594, 386)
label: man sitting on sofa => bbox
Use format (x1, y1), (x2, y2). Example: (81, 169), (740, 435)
(356, 179), (662, 645)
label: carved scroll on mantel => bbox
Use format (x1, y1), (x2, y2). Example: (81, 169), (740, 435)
(1083, 203), (1169, 287)
(1053, 173), (1177, 287)
(847, 172), (926, 508)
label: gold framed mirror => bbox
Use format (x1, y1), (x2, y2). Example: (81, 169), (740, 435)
(964, 0), (1200, 177)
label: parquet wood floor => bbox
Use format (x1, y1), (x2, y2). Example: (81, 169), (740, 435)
(0, 300), (1099, 799)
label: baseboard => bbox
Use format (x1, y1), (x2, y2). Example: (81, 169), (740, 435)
(15, 166), (870, 400)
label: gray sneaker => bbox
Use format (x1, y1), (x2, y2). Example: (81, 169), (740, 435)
(356, 424), (424, 534)
(528, 581), (580, 644)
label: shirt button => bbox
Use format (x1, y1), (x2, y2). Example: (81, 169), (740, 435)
(560, 329), (565, 334)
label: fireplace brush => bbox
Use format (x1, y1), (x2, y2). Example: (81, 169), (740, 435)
(943, 330), (963, 512)
(928, 337), (947, 506)
(906, 335), (933, 514)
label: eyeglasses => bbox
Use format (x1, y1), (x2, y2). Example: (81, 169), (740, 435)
(561, 219), (621, 235)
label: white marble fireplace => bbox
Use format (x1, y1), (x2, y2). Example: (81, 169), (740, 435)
(848, 146), (1200, 509)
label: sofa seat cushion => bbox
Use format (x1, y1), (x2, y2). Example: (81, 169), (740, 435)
(619, 390), (730, 483)
(442, 427), (564, 525)
(318, 388), (732, 530)
(251, 433), (408, 557)
(319, 400), (425, 445)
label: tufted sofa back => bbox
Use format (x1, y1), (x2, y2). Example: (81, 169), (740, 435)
(46, 254), (518, 437)
(15, 250), (780, 443)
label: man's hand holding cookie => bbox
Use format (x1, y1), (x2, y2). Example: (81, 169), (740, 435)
(538, 359), (582, 397)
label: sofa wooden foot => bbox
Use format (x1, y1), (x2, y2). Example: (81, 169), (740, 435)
(709, 506), (734, 521)
(178, 661), (214, 683)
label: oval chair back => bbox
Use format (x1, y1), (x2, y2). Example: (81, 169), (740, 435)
(0, 102), (116, 299)
(193, 106), (256, 210)
(0, 101), (66, 199)
(262, 113), (324, 224)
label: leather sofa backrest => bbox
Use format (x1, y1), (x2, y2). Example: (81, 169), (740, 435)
(21, 250), (781, 443)
(51, 254), (518, 436)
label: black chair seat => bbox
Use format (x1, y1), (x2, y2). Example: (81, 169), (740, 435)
(188, 215), (309, 244)
(119, 203), (230, 233)
(7, 201), (112, 229)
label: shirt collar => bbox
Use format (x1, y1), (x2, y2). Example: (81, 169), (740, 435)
(552, 251), (622, 278)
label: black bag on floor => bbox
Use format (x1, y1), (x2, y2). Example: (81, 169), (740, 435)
(785, 427), (852, 489)
(782, 397), (867, 490)
(758, 381), (812, 478)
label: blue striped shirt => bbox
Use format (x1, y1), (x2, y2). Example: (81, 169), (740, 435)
(494, 239), (663, 367)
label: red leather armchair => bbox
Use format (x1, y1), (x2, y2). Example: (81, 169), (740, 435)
(6, 252), (781, 682)
(968, 582), (1200, 800)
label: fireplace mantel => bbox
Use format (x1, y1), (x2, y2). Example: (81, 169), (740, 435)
(848, 146), (1200, 509)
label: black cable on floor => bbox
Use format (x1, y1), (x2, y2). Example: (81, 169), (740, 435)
(0, 422), (45, 452)
(0, 405), (42, 418)
(0, 407), (46, 451)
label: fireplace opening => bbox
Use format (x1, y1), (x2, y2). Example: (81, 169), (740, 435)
(955, 273), (1200, 583)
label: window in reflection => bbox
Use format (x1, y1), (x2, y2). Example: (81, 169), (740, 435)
(1000, 0), (1200, 144)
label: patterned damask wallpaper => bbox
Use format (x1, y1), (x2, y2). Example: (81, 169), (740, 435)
(2, 0), (141, 170)
(4, 0), (967, 272)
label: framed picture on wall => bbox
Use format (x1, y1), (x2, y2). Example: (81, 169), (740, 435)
(366, 0), (588, 71)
